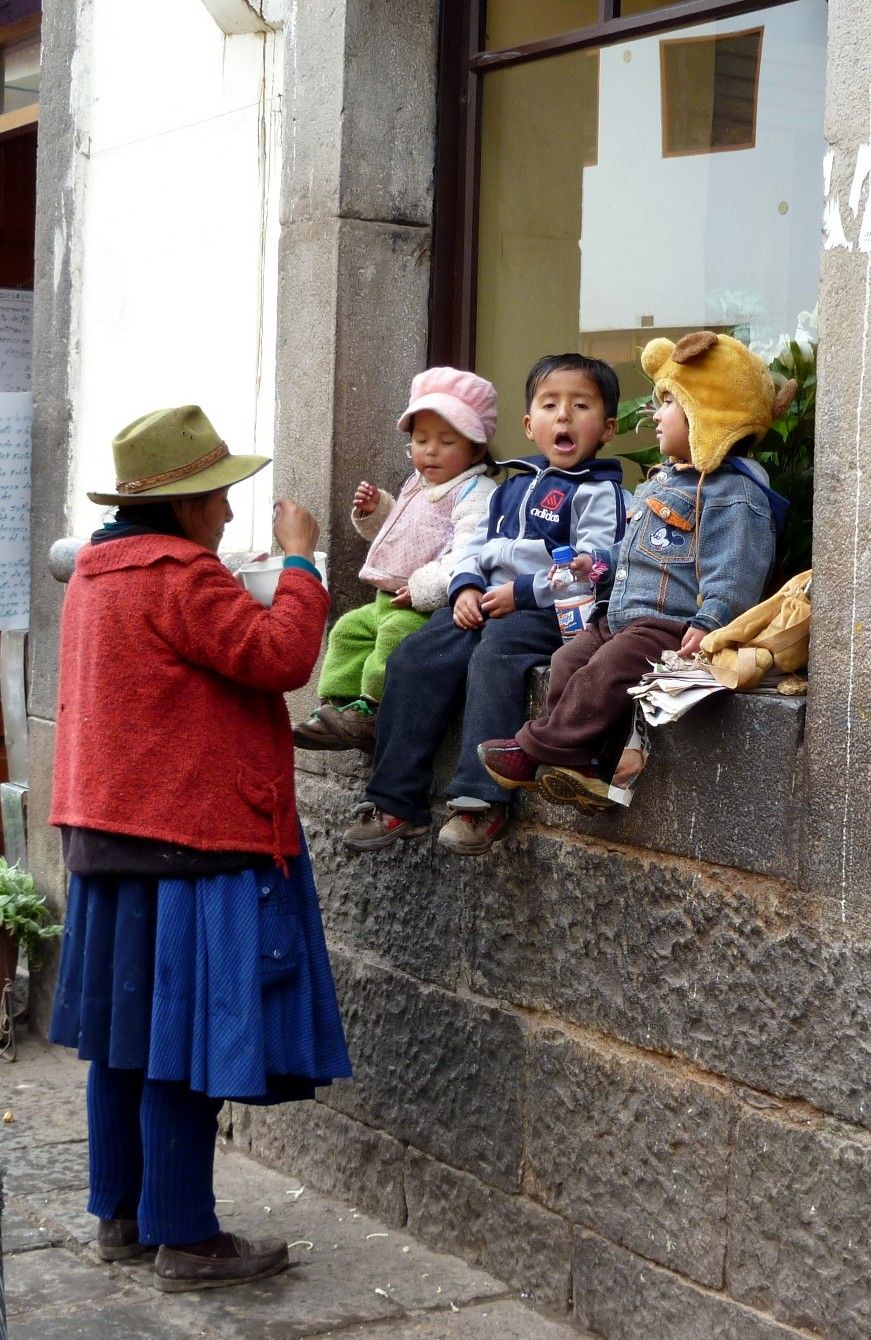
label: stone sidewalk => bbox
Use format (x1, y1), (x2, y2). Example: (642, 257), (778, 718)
(1, 1036), (589, 1339)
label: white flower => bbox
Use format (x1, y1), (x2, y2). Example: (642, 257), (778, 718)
(793, 305), (819, 359)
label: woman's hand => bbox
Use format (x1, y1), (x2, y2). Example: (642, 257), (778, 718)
(353, 481), (381, 515)
(273, 500), (319, 562)
(453, 588), (485, 629)
(391, 586), (413, 608)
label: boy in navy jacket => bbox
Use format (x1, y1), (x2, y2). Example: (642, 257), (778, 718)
(478, 331), (795, 810)
(342, 352), (628, 855)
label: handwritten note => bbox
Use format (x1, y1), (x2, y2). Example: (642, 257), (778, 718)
(0, 392), (33, 630)
(0, 289), (33, 393)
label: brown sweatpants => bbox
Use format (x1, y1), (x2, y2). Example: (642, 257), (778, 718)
(516, 616), (686, 767)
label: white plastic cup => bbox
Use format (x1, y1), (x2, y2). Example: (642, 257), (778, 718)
(238, 555), (284, 605)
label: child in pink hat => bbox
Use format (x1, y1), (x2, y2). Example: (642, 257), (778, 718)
(294, 367), (500, 751)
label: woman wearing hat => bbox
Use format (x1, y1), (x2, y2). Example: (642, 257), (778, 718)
(48, 406), (351, 1292)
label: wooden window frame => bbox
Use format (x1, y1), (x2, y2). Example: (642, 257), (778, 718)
(429, 0), (800, 367)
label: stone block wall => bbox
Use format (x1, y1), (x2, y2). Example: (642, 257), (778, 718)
(229, 693), (871, 1340)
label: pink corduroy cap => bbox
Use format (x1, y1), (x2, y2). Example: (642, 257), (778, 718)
(397, 366), (498, 445)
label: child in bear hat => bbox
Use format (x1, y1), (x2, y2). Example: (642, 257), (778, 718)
(477, 330), (795, 809)
(294, 367), (500, 752)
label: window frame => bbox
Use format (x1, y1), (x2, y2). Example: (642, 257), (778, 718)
(429, 0), (802, 367)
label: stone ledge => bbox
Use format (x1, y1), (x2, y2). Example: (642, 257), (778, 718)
(295, 669), (805, 881)
(523, 669), (805, 880)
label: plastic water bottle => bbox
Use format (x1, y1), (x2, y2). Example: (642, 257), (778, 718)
(550, 545), (595, 642)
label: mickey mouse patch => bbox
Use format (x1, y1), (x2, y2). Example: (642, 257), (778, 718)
(650, 524), (687, 551)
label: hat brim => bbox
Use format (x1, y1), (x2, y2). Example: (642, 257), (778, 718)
(87, 453), (270, 506)
(397, 393), (489, 444)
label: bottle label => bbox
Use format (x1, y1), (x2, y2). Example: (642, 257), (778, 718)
(554, 594), (595, 640)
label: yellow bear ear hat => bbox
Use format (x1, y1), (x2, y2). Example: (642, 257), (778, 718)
(640, 331), (797, 474)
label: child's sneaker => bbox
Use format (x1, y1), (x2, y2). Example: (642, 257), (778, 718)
(319, 699), (378, 753)
(343, 803), (429, 851)
(476, 739), (540, 790)
(437, 800), (508, 855)
(293, 709), (351, 751)
(535, 764), (614, 811)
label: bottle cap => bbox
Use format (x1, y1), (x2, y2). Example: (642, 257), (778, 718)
(552, 546), (576, 565)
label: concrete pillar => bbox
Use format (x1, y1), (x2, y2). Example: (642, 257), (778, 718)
(25, 0), (92, 1030)
(272, 0), (439, 618)
(804, 0), (871, 934)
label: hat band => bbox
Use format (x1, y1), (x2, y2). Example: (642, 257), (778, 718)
(116, 442), (230, 495)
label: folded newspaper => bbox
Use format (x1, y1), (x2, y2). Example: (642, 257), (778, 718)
(627, 651), (726, 727)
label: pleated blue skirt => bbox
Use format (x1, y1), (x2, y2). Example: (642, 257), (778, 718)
(49, 828), (352, 1103)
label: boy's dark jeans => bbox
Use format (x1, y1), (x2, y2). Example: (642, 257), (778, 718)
(365, 604), (562, 826)
(517, 615), (686, 767)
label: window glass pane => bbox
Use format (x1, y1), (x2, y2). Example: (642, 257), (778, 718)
(1, 37), (40, 116)
(475, 0), (826, 480)
(485, 0), (598, 51)
(662, 29), (762, 155)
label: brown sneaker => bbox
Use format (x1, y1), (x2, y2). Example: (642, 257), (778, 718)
(535, 764), (614, 811)
(343, 803), (429, 851)
(154, 1233), (289, 1292)
(319, 700), (378, 752)
(96, 1217), (147, 1262)
(437, 803), (508, 855)
(293, 709), (351, 751)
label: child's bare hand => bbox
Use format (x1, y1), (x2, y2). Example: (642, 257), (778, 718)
(679, 626), (707, 658)
(391, 586), (413, 608)
(480, 582), (516, 619)
(548, 553), (593, 582)
(453, 588), (485, 629)
(353, 481), (380, 515)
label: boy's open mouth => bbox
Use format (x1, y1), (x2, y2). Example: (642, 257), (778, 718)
(553, 433), (576, 451)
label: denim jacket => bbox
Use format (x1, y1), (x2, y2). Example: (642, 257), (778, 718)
(593, 460), (776, 634)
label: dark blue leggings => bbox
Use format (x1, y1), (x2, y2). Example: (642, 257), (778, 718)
(366, 605), (562, 825)
(86, 1060), (223, 1245)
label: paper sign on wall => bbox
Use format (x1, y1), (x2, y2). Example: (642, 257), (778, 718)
(0, 289), (33, 393)
(0, 392), (33, 631)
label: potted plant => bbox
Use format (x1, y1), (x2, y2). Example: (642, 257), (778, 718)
(0, 857), (62, 984)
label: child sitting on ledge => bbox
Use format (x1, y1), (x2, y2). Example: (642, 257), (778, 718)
(478, 331), (794, 810)
(294, 367), (499, 752)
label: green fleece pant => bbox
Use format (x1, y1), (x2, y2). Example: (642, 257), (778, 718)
(317, 590), (430, 703)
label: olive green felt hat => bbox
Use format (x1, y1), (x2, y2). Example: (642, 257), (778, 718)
(87, 405), (270, 505)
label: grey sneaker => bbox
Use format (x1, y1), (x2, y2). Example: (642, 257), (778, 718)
(437, 803), (508, 855)
(343, 803), (429, 851)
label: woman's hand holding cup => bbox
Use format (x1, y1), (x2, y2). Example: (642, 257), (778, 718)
(273, 500), (319, 563)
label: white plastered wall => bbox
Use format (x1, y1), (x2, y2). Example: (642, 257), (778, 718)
(68, 0), (283, 552)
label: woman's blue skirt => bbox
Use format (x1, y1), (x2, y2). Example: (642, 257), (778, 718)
(49, 828), (352, 1104)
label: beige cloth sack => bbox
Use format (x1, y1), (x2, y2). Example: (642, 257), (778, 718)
(700, 570), (812, 690)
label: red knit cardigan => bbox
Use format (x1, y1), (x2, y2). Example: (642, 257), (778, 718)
(50, 535), (329, 862)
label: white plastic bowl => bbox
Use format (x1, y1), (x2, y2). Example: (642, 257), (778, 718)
(238, 552), (328, 606)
